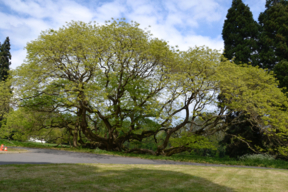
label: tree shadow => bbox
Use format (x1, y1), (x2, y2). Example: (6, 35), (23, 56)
(0, 163), (235, 192)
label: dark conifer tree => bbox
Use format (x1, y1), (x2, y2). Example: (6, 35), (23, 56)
(258, 0), (288, 92)
(258, 0), (288, 69)
(0, 37), (11, 82)
(222, 0), (260, 66)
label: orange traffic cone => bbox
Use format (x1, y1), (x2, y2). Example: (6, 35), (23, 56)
(4, 147), (7, 151)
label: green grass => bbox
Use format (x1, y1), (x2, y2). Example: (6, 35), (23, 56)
(1, 139), (288, 169)
(0, 147), (28, 152)
(1, 163), (288, 192)
(0, 139), (69, 148)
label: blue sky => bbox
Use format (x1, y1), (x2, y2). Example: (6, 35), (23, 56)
(0, 0), (266, 69)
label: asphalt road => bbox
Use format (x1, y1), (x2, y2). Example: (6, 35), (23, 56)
(0, 147), (203, 165)
(0, 147), (284, 170)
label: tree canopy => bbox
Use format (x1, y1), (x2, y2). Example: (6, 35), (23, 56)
(5, 20), (288, 156)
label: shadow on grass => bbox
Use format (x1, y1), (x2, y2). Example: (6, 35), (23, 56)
(0, 163), (235, 192)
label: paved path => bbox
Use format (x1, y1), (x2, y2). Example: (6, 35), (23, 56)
(0, 147), (285, 170)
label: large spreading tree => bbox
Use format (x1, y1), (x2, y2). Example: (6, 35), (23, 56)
(6, 20), (288, 156)
(222, 0), (259, 66)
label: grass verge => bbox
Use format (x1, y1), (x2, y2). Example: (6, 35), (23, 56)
(0, 148), (28, 152)
(1, 164), (287, 192)
(1, 139), (288, 169)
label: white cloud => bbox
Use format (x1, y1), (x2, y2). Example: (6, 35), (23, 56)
(11, 49), (27, 69)
(0, 0), (97, 68)
(0, 0), (245, 69)
(179, 35), (224, 51)
(124, 0), (225, 51)
(92, 0), (126, 22)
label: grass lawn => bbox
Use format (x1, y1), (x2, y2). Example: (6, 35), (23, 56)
(0, 164), (287, 192)
(6, 148), (27, 151)
(1, 139), (288, 169)
(0, 147), (28, 153)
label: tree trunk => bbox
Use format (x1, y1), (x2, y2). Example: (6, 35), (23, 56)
(73, 130), (78, 147)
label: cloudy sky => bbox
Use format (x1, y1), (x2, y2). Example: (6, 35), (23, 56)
(0, 0), (266, 69)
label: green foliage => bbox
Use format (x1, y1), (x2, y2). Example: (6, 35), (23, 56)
(239, 153), (275, 161)
(0, 78), (12, 135)
(222, 0), (259, 66)
(1, 108), (71, 143)
(170, 132), (216, 150)
(218, 62), (288, 155)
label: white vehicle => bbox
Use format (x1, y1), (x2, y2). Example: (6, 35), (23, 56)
(28, 137), (46, 143)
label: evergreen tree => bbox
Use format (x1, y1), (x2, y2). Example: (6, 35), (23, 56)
(0, 37), (11, 82)
(222, 0), (259, 66)
(258, 0), (288, 70)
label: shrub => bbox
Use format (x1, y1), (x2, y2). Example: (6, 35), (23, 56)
(239, 154), (275, 161)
